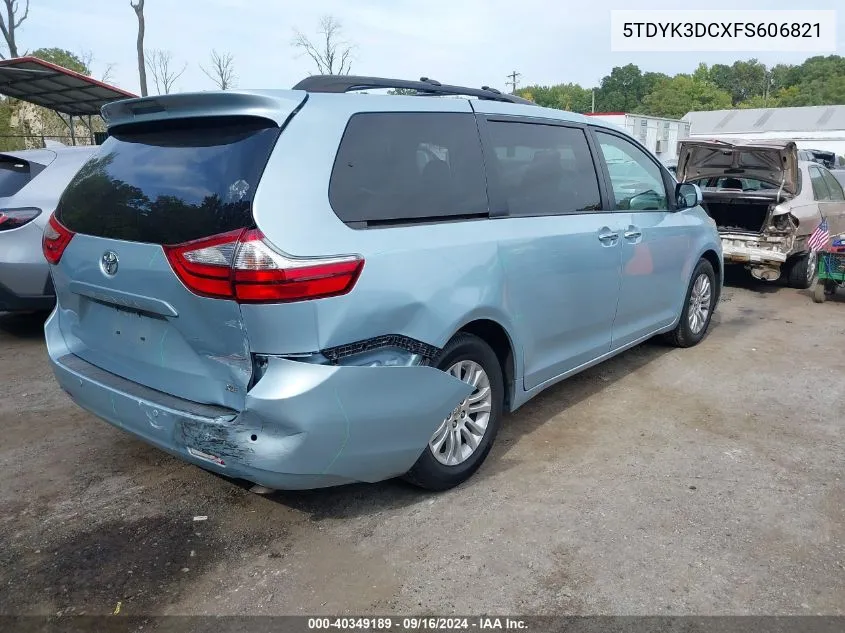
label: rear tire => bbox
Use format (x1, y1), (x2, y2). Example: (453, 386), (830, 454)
(813, 282), (826, 303)
(664, 258), (716, 348)
(404, 333), (503, 491)
(786, 251), (817, 289)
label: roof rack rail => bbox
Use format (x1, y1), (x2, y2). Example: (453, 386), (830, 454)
(292, 75), (535, 106)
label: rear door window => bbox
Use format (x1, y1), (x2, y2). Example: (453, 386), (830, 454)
(329, 112), (489, 226)
(820, 168), (845, 201)
(56, 117), (281, 245)
(485, 121), (601, 216)
(809, 166), (832, 201)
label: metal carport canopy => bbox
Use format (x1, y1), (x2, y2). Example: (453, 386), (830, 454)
(0, 56), (136, 116)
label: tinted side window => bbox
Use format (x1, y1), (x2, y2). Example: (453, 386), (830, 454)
(595, 131), (668, 211)
(809, 166), (831, 201)
(0, 156), (34, 197)
(820, 168), (845, 201)
(329, 113), (488, 226)
(486, 121), (600, 216)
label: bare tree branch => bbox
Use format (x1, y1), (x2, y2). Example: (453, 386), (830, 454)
(291, 15), (354, 76)
(79, 49), (94, 75)
(101, 63), (117, 84)
(13, 0), (28, 28)
(145, 49), (187, 95)
(0, 0), (30, 58)
(130, 0), (148, 96)
(200, 49), (236, 90)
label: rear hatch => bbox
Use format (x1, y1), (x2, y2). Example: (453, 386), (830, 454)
(50, 93), (305, 409)
(677, 139), (799, 195)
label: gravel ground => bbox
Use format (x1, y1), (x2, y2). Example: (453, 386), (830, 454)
(1, 272), (843, 617)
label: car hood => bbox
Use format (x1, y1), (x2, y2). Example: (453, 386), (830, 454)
(677, 139), (798, 195)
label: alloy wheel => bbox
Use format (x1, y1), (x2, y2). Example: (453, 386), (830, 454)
(688, 273), (712, 335)
(428, 360), (492, 466)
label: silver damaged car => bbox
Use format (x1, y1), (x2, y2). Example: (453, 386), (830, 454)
(0, 145), (97, 312)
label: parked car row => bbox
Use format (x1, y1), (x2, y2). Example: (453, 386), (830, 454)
(6, 78), (838, 494)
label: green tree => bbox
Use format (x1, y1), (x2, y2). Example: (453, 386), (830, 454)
(691, 63), (710, 83)
(768, 63), (796, 93)
(0, 98), (24, 151)
(794, 55), (845, 84)
(595, 64), (644, 112)
(708, 63), (732, 94)
(519, 83), (593, 113)
(738, 94), (779, 109)
(730, 59), (767, 104)
(709, 59), (768, 105)
(776, 76), (845, 107)
(551, 83), (593, 113)
(32, 47), (89, 74)
(639, 71), (670, 102)
(641, 75), (732, 118)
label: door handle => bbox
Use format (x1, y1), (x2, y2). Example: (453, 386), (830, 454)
(598, 228), (619, 245)
(624, 226), (643, 240)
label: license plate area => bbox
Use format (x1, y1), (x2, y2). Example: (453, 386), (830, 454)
(79, 297), (172, 363)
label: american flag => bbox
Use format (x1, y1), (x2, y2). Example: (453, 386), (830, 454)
(807, 217), (830, 252)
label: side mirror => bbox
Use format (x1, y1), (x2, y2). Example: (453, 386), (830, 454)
(676, 182), (702, 209)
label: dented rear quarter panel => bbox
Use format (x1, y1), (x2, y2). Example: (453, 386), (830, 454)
(247, 94), (528, 385)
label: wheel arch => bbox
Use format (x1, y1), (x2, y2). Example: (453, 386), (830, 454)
(451, 318), (518, 411)
(699, 248), (722, 305)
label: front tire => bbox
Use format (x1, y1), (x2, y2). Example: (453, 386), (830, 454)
(813, 282), (826, 303)
(404, 333), (504, 491)
(664, 258), (716, 348)
(786, 250), (817, 289)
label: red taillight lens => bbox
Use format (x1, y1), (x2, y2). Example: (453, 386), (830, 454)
(0, 207), (41, 231)
(163, 228), (364, 304)
(42, 213), (75, 265)
(163, 229), (244, 299)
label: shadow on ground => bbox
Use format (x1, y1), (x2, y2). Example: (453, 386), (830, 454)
(722, 265), (783, 294)
(264, 336), (681, 519)
(0, 311), (50, 340)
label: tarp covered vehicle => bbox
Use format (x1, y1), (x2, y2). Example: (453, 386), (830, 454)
(677, 139), (845, 288)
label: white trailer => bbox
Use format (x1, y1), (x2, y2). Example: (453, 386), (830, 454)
(584, 112), (690, 162)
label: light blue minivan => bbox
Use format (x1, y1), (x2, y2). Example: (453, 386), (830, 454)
(43, 76), (722, 491)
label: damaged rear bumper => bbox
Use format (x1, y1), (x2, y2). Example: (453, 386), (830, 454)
(45, 311), (472, 490)
(720, 231), (794, 266)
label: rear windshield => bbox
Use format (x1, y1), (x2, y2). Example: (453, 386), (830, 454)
(0, 156), (35, 197)
(57, 117), (280, 245)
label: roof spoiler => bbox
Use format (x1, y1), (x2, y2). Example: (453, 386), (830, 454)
(101, 90), (308, 129)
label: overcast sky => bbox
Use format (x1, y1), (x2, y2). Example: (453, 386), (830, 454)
(25, 0), (845, 96)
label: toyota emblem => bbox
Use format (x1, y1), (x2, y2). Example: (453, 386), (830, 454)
(101, 251), (119, 276)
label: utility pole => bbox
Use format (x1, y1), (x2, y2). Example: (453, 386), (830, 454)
(506, 70), (521, 94)
(591, 90), (595, 113)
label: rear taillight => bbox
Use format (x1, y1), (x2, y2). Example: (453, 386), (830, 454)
(0, 207), (41, 231)
(42, 213), (75, 265)
(163, 229), (364, 304)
